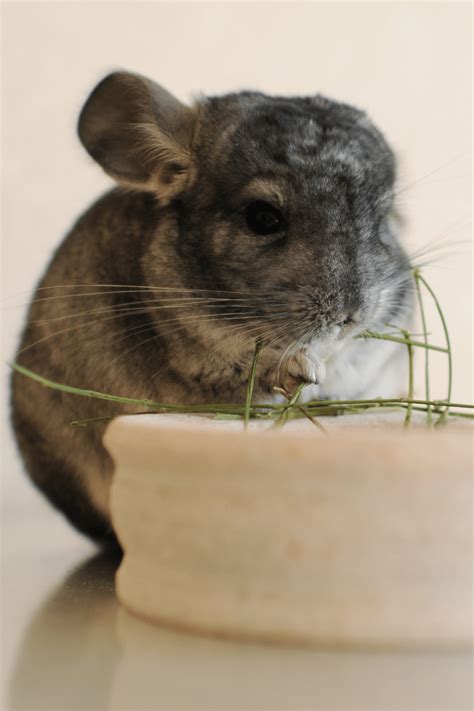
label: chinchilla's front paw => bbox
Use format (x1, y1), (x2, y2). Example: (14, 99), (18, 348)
(277, 349), (326, 395)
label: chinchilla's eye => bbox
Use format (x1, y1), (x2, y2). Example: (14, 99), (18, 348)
(245, 201), (285, 236)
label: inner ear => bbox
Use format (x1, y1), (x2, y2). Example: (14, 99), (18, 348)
(78, 71), (197, 201)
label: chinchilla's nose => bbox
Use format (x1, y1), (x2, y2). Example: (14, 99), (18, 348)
(336, 314), (354, 327)
(334, 309), (361, 330)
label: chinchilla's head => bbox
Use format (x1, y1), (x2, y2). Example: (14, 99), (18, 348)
(78, 71), (412, 354)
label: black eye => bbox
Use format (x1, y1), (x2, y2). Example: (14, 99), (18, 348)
(245, 201), (285, 235)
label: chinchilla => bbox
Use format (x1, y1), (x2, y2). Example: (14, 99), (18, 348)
(11, 71), (413, 544)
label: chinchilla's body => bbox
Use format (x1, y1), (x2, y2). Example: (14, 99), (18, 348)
(11, 72), (413, 543)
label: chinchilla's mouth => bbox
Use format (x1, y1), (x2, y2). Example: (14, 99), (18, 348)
(303, 318), (365, 347)
(299, 331), (346, 361)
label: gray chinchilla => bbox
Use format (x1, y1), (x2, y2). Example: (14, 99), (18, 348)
(11, 71), (413, 543)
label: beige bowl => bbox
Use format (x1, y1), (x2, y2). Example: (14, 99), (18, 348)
(104, 413), (472, 648)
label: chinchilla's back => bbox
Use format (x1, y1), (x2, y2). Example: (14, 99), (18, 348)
(10, 189), (164, 543)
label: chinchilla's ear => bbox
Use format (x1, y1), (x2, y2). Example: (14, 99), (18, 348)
(78, 71), (197, 201)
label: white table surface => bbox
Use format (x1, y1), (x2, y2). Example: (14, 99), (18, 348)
(2, 447), (473, 711)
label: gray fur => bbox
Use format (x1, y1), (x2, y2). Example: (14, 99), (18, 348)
(11, 72), (413, 542)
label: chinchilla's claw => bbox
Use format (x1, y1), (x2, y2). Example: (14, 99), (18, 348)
(280, 351), (326, 393)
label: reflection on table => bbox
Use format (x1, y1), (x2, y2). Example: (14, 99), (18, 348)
(8, 549), (473, 711)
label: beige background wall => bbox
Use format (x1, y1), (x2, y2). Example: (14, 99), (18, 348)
(2, 1), (473, 468)
(0, 4), (472, 702)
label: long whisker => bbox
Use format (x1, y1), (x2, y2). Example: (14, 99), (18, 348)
(9, 291), (290, 312)
(29, 297), (289, 325)
(116, 312), (294, 363)
(106, 311), (294, 349)
(4, 278), (303, 305)
(394, 151), (469, 197)
(120, 311), (290, 338)
(18, 310), (263, 354)
(19, 302), (295, 356)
